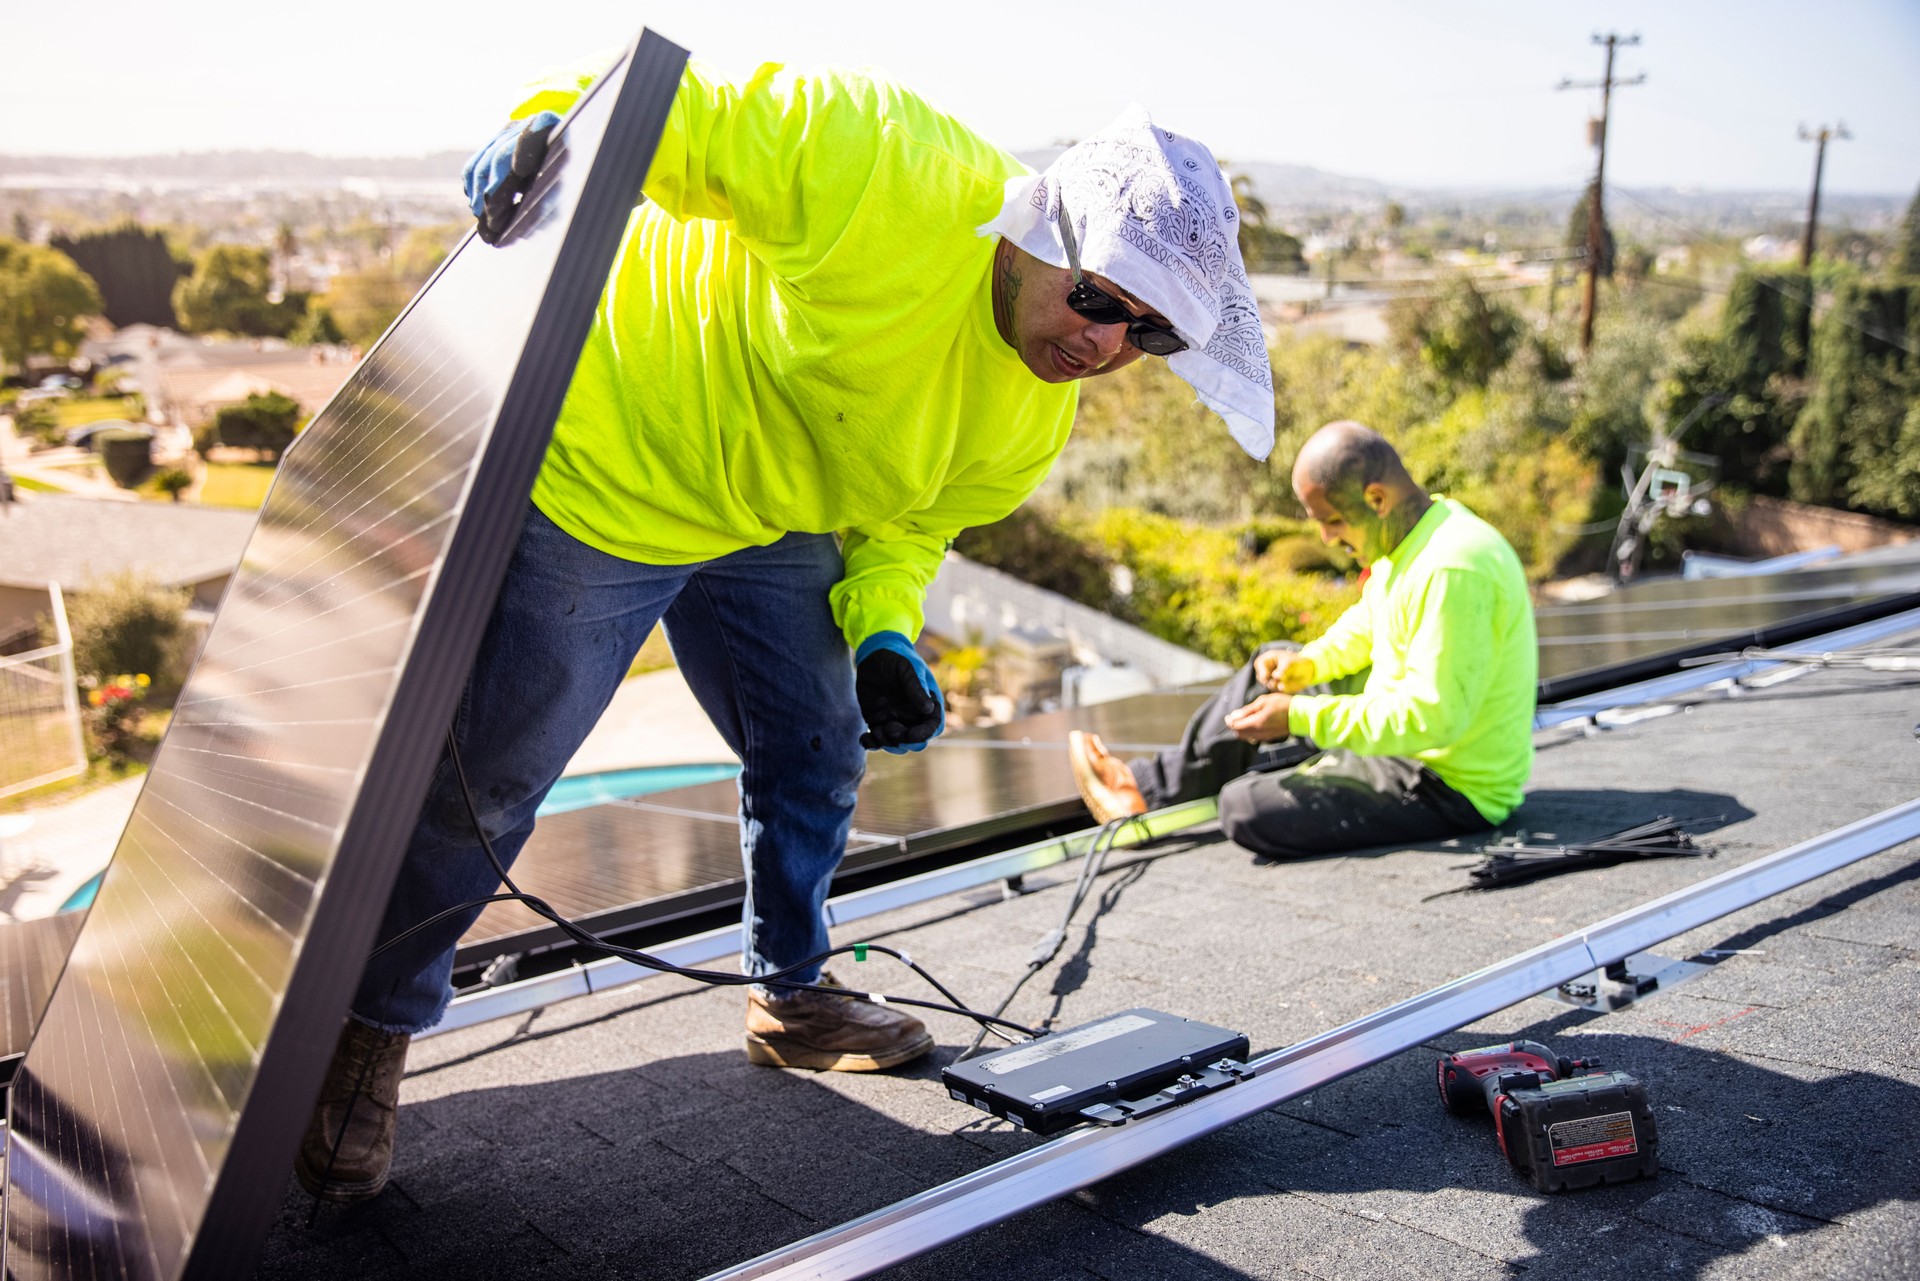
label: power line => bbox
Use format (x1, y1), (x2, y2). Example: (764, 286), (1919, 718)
(1610, 184), (1917, 358)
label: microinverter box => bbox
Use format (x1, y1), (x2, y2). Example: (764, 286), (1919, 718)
(941, 1008), (1250, 1136)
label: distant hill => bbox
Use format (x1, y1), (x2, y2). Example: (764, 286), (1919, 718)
(5, 150), (1902, 228)
(0, 151), (468, 182)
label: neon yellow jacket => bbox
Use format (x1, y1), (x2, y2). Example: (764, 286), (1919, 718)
(1286, 497), (1536, 822)
(509, 58), (1078, 647)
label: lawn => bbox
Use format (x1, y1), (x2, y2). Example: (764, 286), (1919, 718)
(197, 462), (278, 508)
(49, 395), (145, 429)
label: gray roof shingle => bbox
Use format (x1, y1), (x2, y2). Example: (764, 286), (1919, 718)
(0, 492), (256, 590)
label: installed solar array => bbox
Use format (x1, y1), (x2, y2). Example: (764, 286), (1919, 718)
(1536, 547), (1920, 694)
(2, 31), (687, 1281)
(457, 694), (1207, 956)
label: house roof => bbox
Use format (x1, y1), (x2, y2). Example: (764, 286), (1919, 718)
(159, 357), (354, 421)
(254, 643), (1920, 1280)
(0, 492), (256, 591)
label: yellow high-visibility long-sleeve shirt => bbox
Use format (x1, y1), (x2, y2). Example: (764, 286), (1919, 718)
(1286, 497), (1537, 822)
(509, 57), (1078, 647)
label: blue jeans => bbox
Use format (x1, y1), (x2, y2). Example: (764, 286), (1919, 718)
(352, 506), (867, 1033)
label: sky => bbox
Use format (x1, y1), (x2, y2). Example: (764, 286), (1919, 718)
(5, 0), (1917, 195)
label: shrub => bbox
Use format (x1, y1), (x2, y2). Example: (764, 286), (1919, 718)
(95, 427), (154, 488)
(13, 402), (62, 447)
(83, 672), (151, 764)
(152, 466), (193, 501)
(209, 390), (301, 459)
(952, 503), (1114, 605)
(54, 571), (190, 699)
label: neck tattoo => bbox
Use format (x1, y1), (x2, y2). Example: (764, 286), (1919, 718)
(993, 240), (1023, 349)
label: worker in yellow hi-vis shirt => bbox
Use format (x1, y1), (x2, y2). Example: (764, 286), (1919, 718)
(1072, 421), (1537, 858)
(298, 54), (1273, 1203)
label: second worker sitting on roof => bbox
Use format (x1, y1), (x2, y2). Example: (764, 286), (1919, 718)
(1071, 420), (1537, 858)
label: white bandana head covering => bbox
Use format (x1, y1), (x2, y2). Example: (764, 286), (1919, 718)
(978, 105), (1275, 460)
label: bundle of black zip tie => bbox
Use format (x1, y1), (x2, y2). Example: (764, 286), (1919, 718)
(1431, 815), (1715, 898)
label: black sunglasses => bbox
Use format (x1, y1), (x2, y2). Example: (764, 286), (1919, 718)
(1056, 203), (1188, 357)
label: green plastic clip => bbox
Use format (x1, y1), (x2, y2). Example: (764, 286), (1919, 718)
(853, 943), (868, 962)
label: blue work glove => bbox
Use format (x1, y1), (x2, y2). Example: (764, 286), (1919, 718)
(460, 111), (561, 245)
(854, 632), (945, 754)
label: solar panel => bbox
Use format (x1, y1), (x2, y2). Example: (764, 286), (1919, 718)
(456, 694), (1204, 958)
(1, 29), (688, 1281)
(1536, 551), (1920, 696)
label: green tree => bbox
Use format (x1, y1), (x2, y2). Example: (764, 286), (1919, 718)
(291, 305), (345, 345)
(1566, 181), (1616, 279)
(1659, 268), (1812, 495)
(1896, 186), (1920, 278)
(152, 466), (193, 502)
(173, 244), (304, 336)
(49, 223), (183, 327)
(317, 268), (416, 346)
(1387, 276), (1524, 390)
(208, 390), (302, 458)
(0, 238), (103, 368)
(1789, 276), (1920, 515)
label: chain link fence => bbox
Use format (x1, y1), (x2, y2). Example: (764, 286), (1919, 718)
(0, 584), (85, 801)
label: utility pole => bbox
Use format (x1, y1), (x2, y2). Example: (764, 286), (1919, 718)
(1798, 122), (1851, 268)
(1558, 33), (1645, 353)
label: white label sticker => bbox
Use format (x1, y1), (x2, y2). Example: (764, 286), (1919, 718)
(982, 1014), (1156, 1075)
(1030, 1085), (1073, 1102)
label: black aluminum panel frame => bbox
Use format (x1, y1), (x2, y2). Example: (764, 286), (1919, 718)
(1, 29), (689, 1281)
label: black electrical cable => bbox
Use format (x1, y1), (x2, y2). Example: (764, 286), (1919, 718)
(955, 812), (1152, 1061)
(393, 728), (1041, 1039)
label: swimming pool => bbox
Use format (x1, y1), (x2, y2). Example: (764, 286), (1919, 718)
(536, 762), (741, 816)
(55, 763), (741, 914)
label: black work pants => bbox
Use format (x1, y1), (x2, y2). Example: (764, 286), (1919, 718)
(1131, 644), (1492, 860)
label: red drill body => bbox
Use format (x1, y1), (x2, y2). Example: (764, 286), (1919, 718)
(1435, 1039), (1658, 1193)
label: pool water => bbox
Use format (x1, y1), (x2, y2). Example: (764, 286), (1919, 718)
(537, 762), (740, 816)
(54, 762), (741, 915)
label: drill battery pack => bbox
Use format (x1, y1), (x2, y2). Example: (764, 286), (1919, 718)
(1495, 1069), (1659, 1193)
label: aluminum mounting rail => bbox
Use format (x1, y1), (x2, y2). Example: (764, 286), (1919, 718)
(1534, 603), (1920, 729)
(701, 795), (1920, 1281)
(429, 603), (1920, 1042)
(421, 799), (1219, 1038)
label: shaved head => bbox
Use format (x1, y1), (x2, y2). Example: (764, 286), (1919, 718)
(1291, 421), (1414, 516)
(1290, 421), (1430, 567)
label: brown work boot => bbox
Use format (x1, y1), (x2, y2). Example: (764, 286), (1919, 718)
(294, 1018), (410, 1203)
(745, 971), (933, 1071)
(1069, 730), (1148, 824)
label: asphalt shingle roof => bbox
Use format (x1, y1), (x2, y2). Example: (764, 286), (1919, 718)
(0, 492), (256, 590)
(256, 658), (1920, 1281)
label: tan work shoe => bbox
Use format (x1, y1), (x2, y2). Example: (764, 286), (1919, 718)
(1069, 730), (1148, 824)
(745, 970), (933, 1071)
(294, 1018), (410, 1203)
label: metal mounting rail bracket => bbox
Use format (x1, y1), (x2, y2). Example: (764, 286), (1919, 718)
(1549, 949), (1713, 1012)
(1078, 1059), (1254, 1127)
(700, 794), (1920, 1281)
(1535, 604), (1920, 729)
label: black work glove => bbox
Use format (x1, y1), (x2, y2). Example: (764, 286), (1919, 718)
(854, 632), (945, 753)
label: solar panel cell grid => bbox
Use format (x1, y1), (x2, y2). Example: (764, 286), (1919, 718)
(1, 32), (688, 1281)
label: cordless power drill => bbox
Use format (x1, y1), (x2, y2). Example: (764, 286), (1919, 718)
(1436, 1039), (1659, 1193)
